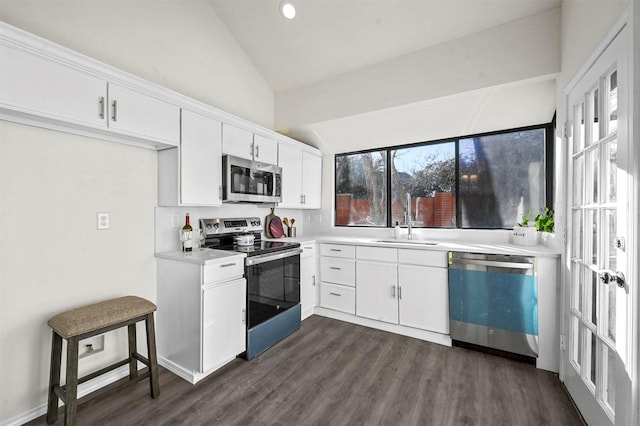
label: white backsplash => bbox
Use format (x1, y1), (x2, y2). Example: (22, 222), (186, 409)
(155, 205), (310, 252)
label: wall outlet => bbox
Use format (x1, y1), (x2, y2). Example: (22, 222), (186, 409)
(79, 335), (104, 358)
(97, 212), (110, 230)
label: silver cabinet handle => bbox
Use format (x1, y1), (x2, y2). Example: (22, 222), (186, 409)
(300, 194), (304, 204)
(220, 262), (237, 268)
(304, 246), (313, 249)
(329, 292), (341, 296)
(255, 144), (260, 158)
(219, 185), (222, 200)
(99, 96), (105, 119)
(242, 308), (246, 324)
(111, 99), (117, 121)
(392, 285), (396, 298)
(330, 249), (342, 252)
(398, 286), (402, 300)
(329, 267), (342, 270)
(312, 275), (316, 286)
(303, 194), (306, 204)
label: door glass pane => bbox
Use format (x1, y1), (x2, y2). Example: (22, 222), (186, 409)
(605, 345), (616, 409)
(573, 155), (584, 206)
(590, 88), (600, 142)
(591, 270), (599, 327)
(586, 148), (599, 203)
(606, 280), (617, 343)
(571, 263), (582, 311)
(608, 70), (618, 134)
(604, 210), (617, 270)
(604, 141), (617, 202)
(572, 209), (583, 260)
(571, 314), (582, 368)
(588, 329), (597, 387)
(574, 103), (585, 153)
(585, 209), (598, 264)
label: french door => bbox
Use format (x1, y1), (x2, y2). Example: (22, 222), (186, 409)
(563, 19), (634, 426)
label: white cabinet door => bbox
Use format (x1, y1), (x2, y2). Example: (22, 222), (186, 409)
(302, 151), (322, 208)
(201, 278), (246, 373)
(107, 83), (180, 146)
(300, 254), (317, 319)
(356, 260), (398, 324)
(222, 123), (254, 160)
(398, 264), (449, 333)
(0, 44), (106, 128)
(252, 134), (278, 164)
(278, 143), (303, 207)
(180, 110), (222, 206)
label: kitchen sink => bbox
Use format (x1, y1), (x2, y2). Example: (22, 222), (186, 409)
(375, 239), (438, 245)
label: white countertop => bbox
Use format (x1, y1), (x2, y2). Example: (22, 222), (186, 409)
(267, 235), (560, 257)
(155, 248), (246, 265)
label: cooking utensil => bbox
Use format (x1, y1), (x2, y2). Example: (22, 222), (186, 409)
(290, 218), (295, 227)
(283, 217), (290, 228)
(269, 216), (285, 238)
(265, 208), (276, 238)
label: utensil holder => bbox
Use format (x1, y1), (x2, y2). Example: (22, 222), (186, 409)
(288, 226), (296, 238)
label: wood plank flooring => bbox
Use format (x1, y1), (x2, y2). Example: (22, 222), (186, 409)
(30, 315), (584, 426)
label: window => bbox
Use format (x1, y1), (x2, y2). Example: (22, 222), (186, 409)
(334, 123), (553, 229)
(335, 150), (387, 226)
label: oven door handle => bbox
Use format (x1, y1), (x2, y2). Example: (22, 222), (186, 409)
(245, 248), (302, 266)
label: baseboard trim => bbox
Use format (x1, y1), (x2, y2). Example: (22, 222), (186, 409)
(314, 307), (452, 347)
(1, 365), (131, 426)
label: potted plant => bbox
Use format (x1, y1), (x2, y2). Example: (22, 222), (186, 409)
(535, 207), (555, 247)
(513, 209), (538, 246)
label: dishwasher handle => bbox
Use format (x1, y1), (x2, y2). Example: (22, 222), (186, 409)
(451, 258), (534, 270)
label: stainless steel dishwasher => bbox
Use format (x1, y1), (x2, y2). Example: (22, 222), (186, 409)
(448, 252), (538, 358)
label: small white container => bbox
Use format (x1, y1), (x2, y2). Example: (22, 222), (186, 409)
(512, 226), (538, 246)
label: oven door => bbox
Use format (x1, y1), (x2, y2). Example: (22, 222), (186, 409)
(222, 155), (282, 203)
(245, 250), (300, 329)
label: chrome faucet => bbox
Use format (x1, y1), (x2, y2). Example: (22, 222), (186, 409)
(406, 193), (412, 240)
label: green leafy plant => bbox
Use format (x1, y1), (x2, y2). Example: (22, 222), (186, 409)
(518, 209), (534, 227)
(535, 207), (555, 233)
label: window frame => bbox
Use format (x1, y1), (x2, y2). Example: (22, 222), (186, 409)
(334, 119), (556, 230)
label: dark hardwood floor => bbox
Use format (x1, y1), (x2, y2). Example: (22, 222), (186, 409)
(30, 315), (584, 426)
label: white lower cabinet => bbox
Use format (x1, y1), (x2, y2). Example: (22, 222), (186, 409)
(356, 259), (398, 323)
(156, 257), (246, 384)
(320, 282), (356, 314)
(319, 243), (356, 314)
(398, 264), (449, 333)
(300, 242), (318, 319)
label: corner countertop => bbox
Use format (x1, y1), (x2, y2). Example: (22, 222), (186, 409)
(155, 248), (246, 265)
(266, 234), (561, 258)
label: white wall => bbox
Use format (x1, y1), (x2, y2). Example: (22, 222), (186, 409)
(275, 7), (560, 131)
(0, 1), (277, 423)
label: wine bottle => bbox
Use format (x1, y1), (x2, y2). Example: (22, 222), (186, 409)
(181, 213), (193, 252)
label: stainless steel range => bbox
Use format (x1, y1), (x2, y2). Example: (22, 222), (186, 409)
(200, 217), (301, 359)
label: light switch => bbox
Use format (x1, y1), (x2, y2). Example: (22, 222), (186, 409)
(97, 212), (110, 230)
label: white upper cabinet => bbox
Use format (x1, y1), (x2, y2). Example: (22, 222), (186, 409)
(221, 123), (253, 160)
(222, 124), (278, 164)
(158, 109), (222, 206)
(0, 43), (106, 128)
(278, 143), (322, 209)
(107, 83), (180, 146)
(252, 134), (278, 164)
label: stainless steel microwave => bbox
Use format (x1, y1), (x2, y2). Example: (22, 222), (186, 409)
(222, 155), (282, 203)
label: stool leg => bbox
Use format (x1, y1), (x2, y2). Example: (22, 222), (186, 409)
(145, 313), (160, 398)
(64, 337), (79, 426)
(47, 331), (63, 424)
(128, 324), (138, 380)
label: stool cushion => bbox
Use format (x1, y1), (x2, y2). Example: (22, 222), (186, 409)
(48, 296), (157, 339)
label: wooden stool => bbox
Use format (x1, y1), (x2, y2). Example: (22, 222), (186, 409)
(46, 296), (160, 425)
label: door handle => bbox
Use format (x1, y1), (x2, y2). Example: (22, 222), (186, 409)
(391, 285), (396, 298)
(99, 96), (105, 119)
(111, 99), (117, 122)
(599, 269), (627, 290)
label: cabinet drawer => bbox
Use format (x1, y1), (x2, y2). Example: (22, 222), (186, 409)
(320, 244), (355, 258)
(203, 259), (244, 284)
(397, 249), (447, 268)
(300, 242), (316, 258)
(320, 283), (355, 315)
(320, 257), (355, 286)
(356, 246), (397, 262)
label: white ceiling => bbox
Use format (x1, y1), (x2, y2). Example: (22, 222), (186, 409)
(209, 0), (561, 93)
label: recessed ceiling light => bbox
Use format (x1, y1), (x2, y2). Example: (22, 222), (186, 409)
(280, 1), (296, 19)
